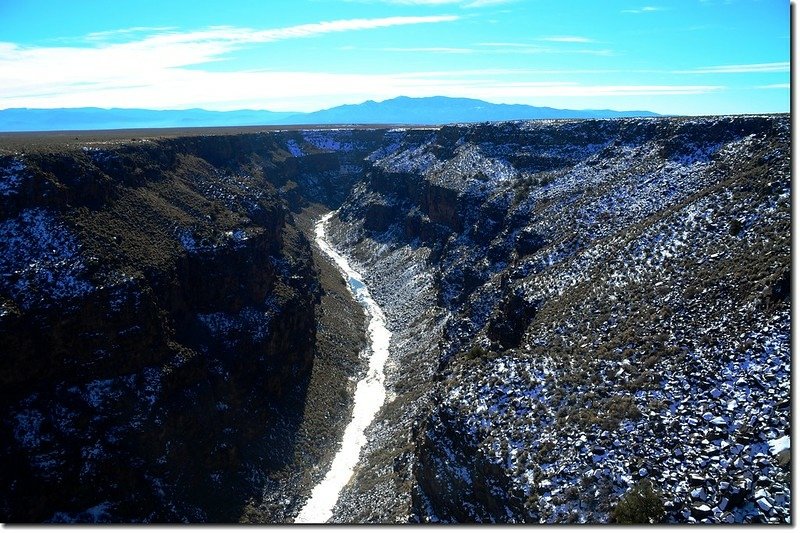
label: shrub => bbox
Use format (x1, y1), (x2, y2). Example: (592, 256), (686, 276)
(464, 345), (486, 361)
(604, 394), (641, 425)
(611, 480), (665, 524)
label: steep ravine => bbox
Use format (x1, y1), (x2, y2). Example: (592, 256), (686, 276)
(239, 207), (367, 524)
(293, 212), (392, 523)
(0, 115), (790, 524)
(320, 205), (445, 523)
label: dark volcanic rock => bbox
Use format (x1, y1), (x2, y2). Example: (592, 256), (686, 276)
(0, 139), (320, 522)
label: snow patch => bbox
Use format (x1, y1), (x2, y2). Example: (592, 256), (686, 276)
(286, 139), (304, 157)
(0, 208), (94, 309)
(0, 158), (26, 196)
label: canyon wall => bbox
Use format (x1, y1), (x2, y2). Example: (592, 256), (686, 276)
(324, 116), (790, 524)
(0, 132), (365, 522)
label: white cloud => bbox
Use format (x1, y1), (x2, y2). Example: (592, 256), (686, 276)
(462, 0), (515, 6)
(622, 6), (665, 13)
(478, 42), (545, 47)
(476, 42), (612, 56)
(757, 83), (790, 89)
(0, 16), (460, 108)
(678, 62), (790, 74)
(245, 15), (460, 41)
(380, 47), (473, 53)
(346, 41), (612, 56)
(83, 27), (177, 41)
(361, 0), (462, 4)
(394, 68), (636, 77)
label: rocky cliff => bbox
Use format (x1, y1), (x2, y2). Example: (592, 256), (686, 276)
(0, 134), (334, 522)
(322, 115), (790, 524)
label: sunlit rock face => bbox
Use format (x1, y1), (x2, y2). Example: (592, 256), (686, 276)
(326, 116), (790, 524)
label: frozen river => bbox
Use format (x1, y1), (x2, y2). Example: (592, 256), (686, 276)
(294, 212), (392, 524)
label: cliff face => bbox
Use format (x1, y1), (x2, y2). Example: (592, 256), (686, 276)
(0, 137), (323, 522)
(324, 115), (790, 524)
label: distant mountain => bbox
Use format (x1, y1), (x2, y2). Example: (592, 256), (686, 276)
(0, 97), (658, 132)
(280, 96), (659, 125)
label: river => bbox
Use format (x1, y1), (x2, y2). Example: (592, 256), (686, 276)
(294, 212), (392, 524)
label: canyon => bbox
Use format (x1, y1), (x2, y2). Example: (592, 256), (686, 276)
(0, 115), (790, 523)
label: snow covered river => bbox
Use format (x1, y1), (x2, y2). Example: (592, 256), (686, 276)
(294, 212), (392, 524)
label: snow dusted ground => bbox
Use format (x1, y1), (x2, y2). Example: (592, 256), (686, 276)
(0, 208), (94, 311)
(0, 157), (26, 196)
(326, 115), (790, 524)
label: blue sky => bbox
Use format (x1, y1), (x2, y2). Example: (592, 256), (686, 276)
(0, 0), (789, 114)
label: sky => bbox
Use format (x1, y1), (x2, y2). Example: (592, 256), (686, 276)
(0, 0), (790, 115)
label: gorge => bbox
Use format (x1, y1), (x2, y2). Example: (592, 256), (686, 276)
(0, 115), (790, 524)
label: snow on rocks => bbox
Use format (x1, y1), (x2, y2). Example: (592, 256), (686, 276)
(285, 139), (304, 157)
(0, 157), (26, 196)
(331, 115), (789, 524)
(48, 501), (114, 523)
(196, 302), (278, 347)
(0, 208), (94, 309)
(301, 130), (356, 153)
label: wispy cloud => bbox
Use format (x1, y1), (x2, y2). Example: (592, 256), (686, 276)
(378, 0), (459, 3)
(0, 51), (724, 112)
(0, 17), (462, 110)
(477, 42), (549, 52)
(84, 27), (177, 41)
(222, 16), (459, 44)
(678, 62), (789, 74)
(78, 16), (461, 51)
(757, 83), (790, 89)
(476, 42), (612, 56)
(462, 0), (516, 6)
(621, 6), (665, 13)
(0, 16), (461, 80)
(351, 41), (612, 56)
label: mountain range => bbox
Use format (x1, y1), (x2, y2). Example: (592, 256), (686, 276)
(0, 96), (658, 132)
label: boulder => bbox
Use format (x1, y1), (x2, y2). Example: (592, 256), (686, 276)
(691, 504), (713, 519)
